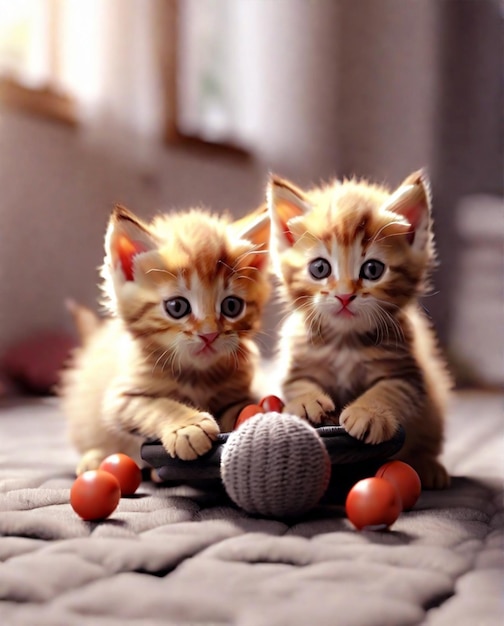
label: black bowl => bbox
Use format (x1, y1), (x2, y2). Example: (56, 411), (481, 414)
(141, 424), (406, 494)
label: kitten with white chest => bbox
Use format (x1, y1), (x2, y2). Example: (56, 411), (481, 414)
(268, 170), (452, 489)
(60, 204), (270, 475)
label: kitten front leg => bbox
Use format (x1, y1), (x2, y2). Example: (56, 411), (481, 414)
(218, 399), (255, 432)
(340, 381), (450, 488)
(339, 379), (414, 444)
(283, 379), (335, 424)
(402, 453), (450, 489)
(102, 388), (219, 461)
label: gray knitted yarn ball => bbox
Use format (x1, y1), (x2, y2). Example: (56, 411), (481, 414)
(220, 412), (331, 518)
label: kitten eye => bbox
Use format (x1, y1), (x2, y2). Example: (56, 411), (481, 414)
(309, 258), (331, 280)
(221, 296), (245, 318)
(163, 297), (191, 319)
(360, 259), (385, 281)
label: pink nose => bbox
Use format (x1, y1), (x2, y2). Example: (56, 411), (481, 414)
(199, 332), (219, 345)
(335, 293), (357, 307)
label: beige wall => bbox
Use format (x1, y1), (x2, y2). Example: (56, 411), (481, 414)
(337, 0), (440, 185)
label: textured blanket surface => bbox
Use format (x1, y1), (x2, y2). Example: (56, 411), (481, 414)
(0, 391), (502, 625)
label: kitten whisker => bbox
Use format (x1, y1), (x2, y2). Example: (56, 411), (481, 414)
(228, 344), (239, 371)
(250, 332), (270, 353)
(295, 230), (316, 247)
(371, 220), (409, 244)
(232, 248), (268, 273)
(375, 308), (390, 346)
(237, 264), (262, 274)
(153, 348), (170, 372)
(234, 274), (257, 284)
(373, 303), (404, 347)
(161, 350), (173, 374)
(234, 343), (250, 372)
(304, 307), (323, 344)
(420, 290), (440, 298)
(277, 296), (312, 326)
(250, 248), (269, 257)
(145, 268), (177, 279)
(170, 347), (183, 377)
(294, 305), (318, 336)
(233, 249), (253, 266)
(218, 259), (237, 275)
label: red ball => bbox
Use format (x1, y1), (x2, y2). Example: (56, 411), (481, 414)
(99, 453), (142, 496)
(345, 477), (402, 530)
(375, 460), (421, 510)
(234, 404), (263, 429)
(70, 470), (121, 521)
(259, 395), (285, 413)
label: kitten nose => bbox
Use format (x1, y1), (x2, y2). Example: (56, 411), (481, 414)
(199, 332), (219, 345)
(335, 293), (356, 307)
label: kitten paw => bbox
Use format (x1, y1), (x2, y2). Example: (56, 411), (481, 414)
(408, 457), (451, 489)
(340, 404), (398, 444)
(161, 412), (219, 460)
(76, 449), (107, 475)
(285, 392), (335, 425)
(150, 468), (164, 483)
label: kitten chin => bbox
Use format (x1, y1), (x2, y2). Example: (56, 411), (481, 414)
(268, 170), (452, 489)
(61, 204), (271, 473)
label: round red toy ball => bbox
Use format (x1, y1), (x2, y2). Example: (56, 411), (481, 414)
(235, 404), (263, 429)
(70, 470), (121, 521)
(259, 395), (285, 413)
(99, 453), (142, 496)
(375, 460), (421, 510)
(345, 477), (402, 530)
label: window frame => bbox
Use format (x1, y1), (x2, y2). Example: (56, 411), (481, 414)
(0, 0), (77, 126)
(158, 0), (250, 160)
(0, 0), (250, 150)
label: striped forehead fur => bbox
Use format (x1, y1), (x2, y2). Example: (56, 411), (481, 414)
(302, 179), (397, 245)
(151, 209), (258, 284)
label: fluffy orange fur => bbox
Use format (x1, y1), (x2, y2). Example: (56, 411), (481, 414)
(61, 205), (270, 474)
(268, 170), (452, 488)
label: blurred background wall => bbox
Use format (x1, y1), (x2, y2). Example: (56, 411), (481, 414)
(0, 0), (502, 387)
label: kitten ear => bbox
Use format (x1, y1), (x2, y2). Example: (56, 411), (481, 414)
(383, 169), (432, 250)
(232, 205), (270, 270)
(105, 205), (158, 281)
(267, 175), (311, 251)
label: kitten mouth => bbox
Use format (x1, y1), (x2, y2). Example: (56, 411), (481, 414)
(335, 307), (356, 318)
(194, 344), (218, 357)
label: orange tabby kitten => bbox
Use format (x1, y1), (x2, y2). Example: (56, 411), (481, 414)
(268, 170), (452, 488)
(61, 204), (270, 474)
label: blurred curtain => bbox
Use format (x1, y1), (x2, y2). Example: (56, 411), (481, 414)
(58, 0), (164, 139)
(0, 0), (164, 139)
(0, 0), (53, 86)
(429, 0), (503, 365)
(178, 0), (340, 179)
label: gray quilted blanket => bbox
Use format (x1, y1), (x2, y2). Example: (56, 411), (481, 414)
(0, 391), (502, 626)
